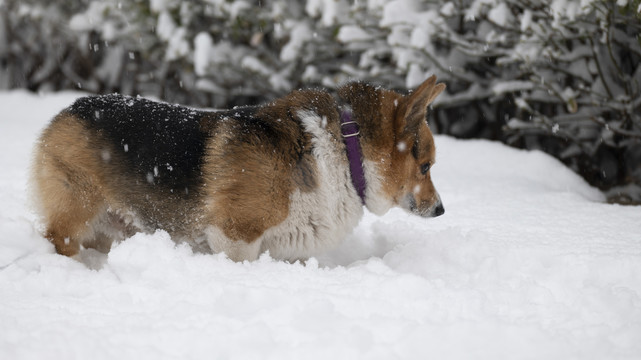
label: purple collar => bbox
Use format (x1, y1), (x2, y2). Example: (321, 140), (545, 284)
(340, 109), (366, 205)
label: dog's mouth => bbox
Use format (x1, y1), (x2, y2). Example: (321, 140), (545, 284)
(405, 194), (445, 218)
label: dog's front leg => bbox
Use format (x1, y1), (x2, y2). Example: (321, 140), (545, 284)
(204, 226), (264, 262)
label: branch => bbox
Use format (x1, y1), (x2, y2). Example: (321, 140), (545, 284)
(590, 116), (641, 139)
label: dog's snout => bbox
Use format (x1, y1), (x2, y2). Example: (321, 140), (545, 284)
(433, 203), (445, 217)
(407, 195), (445, 218)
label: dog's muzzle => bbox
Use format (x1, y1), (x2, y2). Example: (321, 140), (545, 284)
(406, 193), (445, 218)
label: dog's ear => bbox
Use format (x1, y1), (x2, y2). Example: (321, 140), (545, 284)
(399, 75), (446, 135)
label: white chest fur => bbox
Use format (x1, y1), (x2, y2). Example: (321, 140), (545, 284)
(259, 111), (364, 261)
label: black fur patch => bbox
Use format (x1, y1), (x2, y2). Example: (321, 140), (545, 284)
(411, 136), (419, 160)
(69, 94), (209, 194)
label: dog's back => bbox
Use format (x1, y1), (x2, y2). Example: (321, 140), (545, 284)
(67, 94), (209, 192)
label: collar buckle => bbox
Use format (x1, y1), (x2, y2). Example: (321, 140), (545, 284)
(340, 121), (360, 138)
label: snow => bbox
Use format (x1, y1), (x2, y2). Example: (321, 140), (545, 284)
(193, 32), (214, 76)
(491, 80), (534, 95)
(1, 91), (641, 359)
(550, 0), (584, 24)
(156, 11), (177, 42)
(519, 9), (533, 32)
(68, 2), (122, 42)
(157, 12), (189, 61)
(337, 26), (374, 43)
(465, 0), (493, 22)
(409, 11), (440, 48)
(406, 63), (428, 88)
(305, 0), (348, 26)
(241, 56), (272, 76)
(381, 0), (422, 27)
(279, 20), (313, 62)
(149, 0), (174, 13)
(440, 2), (456, 17)
(487, 3), (512, 27)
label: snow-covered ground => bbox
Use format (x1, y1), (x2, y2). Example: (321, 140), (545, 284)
(1, 91), (640, 359)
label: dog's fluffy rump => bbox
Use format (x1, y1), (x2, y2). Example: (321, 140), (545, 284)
(32, 77), (446, 262)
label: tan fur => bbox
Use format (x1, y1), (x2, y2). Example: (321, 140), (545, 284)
(200, 90), (338, 245)
(32, 113), (109, 256)
(32, 76), (446, 261)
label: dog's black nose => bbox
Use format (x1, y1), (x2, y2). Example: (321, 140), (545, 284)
(434, 203), (445, 217)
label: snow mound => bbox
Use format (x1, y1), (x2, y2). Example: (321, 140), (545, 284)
(1, 91), (640, 359)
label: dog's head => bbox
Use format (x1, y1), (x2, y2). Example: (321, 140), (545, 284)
(340, 76), (446, 218)
(386, 76), (446, 218)
(338, 76), (446, 218)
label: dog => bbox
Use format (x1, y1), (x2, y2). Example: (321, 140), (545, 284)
(31, 76), (446, 262)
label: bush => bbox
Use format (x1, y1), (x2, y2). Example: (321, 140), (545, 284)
(1, 0), (639, 202)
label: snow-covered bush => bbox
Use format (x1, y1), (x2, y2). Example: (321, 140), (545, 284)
(501, 1), (641, 198)
(0, 0), (639, 201)
(333, 0), (641, 198)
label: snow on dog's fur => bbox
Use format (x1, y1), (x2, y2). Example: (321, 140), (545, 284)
(31, 76), (446, 262)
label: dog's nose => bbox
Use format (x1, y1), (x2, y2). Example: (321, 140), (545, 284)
(433, 203), (445, 217)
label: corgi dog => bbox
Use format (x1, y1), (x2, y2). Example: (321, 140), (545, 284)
(31, 76), (446, 262)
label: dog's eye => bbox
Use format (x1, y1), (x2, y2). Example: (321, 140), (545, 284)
(420, 162), (431, 175)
